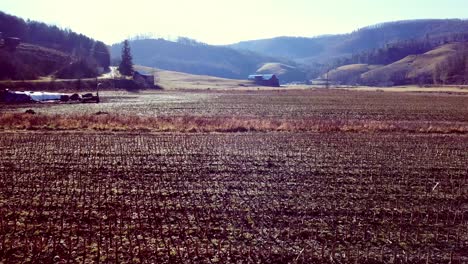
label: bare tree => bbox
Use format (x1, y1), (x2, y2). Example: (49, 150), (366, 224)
(432, 64), (440, 85)
(435, 60), (449, 85)
(324, 65), (331, 88)
(465, 54), (468, 84)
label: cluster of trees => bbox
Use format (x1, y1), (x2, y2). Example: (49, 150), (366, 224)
(176, 37), (208, 46)
(0, 11), (110, 79)
(433, 52), (468, 85)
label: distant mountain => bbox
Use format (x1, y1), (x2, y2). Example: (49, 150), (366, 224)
(110, 38), (293, 80)
(229, 19), (468, 64)
(112, 19), (468, 85)
(229, 36), (340, 62)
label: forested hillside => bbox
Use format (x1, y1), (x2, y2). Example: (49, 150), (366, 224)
(360, 43), (468, 85)
(0, 43), (72, 80)
(331, 33), (468, 68)
(230, 19), (468, 64)
(0, 11), (110, 80)
(325, 43), (468, 86)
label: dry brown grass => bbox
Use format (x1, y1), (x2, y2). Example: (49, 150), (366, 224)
(1, 112), (466, 134)
(133, 65), (254, 90)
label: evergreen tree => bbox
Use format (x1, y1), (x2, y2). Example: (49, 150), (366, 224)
(118, 40), (133, 76)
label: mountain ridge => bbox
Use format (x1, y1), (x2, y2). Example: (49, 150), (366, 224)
(110, 38), (296, 80)
(228, 19), (468, 63)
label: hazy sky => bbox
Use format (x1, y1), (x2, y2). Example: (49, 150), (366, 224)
(1, 0), (467, 45)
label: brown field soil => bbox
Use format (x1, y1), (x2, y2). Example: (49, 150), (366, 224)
(0, 132), (466, 263)
(341, 85), (468, 93)
(1, 89), (467, 263)
(1, 89), (467, 122)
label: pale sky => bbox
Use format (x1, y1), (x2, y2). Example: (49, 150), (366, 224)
(1, 0), (467, 45)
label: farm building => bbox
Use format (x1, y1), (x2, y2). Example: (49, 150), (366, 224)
(0, 89), (99, 103)
(133, 71), (155, 88)
(248, 74), (280, 87)
(0, 32), (21, 50)
(0, 90), (69, 103)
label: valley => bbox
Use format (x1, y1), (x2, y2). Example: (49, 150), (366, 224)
(1, 6), (468, 264)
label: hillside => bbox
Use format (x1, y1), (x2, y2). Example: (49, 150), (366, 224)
(110, 38), (291, 80)
(361, 43), (468, 85)
(111, 19), (468, 85)
(0, 43), (72, 80)
(229, 19), (468, 64)
(229, 36), (338, 60)
(256, 63), (308, 84)
(133, 65), (252, 89)
(0, 11), (110, 80)
(326, 64), (383, 85)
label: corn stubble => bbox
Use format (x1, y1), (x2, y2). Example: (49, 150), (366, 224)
(0, 132), (466, 263)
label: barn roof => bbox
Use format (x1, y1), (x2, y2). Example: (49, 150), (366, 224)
(248, 74), (276, 80)
(134, 70), (153, 77)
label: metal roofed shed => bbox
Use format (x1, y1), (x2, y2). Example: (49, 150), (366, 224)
(28, 91), (64, 101)
(248, 74), (280, 87)
(0, 89), (99, 103)
(1, 90), (66, 103)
